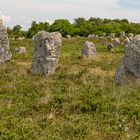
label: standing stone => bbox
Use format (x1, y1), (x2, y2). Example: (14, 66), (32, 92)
(14, 47), (26, 54)
(17, 37), (25, 41)
(88, 34), (95, 39)
(92, 34), (95, 38)
(128, 33), (134, 38)
(120, 31), (125, 38)
(82, 41), (96, 57)
(113, 38), (120, 46)
(109, 33), (115, 38)
(107, 44), (114, 52)
(88, 34), (92, 39)
(129, 37), (133, 42)
(124, 37), (130, 47)
(31, 31), (62, 75)
(102, 33), (106, 37)
(0, 19), (11, 63)
(66, 35), (71, 39)
(115, 35), (140, 84)
(95, 35), (99, 38)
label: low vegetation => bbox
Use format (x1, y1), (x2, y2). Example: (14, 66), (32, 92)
(0, 38), (140, 140)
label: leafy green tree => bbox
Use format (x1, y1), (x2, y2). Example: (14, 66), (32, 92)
(7, 25), (27, 39)
(50, 19), (75, 36)
(74, 17), (86, 27)
(13, 25), (22, 32)
(120, 19), (129, 24)
(74, 18), (94, 36)
(27, 21), (50, 38)
(8, 17), (140, 38)
(76, 22), (94, 36)
(89, 17), (104, 26)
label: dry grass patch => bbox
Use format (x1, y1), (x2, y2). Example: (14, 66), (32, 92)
(81, 54), (101, 63)
(89, 67), (115, 77)
(15, 61), (32, 67)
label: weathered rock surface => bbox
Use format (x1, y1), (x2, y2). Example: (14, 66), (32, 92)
(0, 19), (11, 63)
(120, 31), (125, 38)
(14, 47), (26, 54)
(88, 34), (95, 39)
(17, 37), (25, 41)
(124, 37), (130, 47)
(115, 35), (140, 84)
(102, 33), (106, 37)
(109, 33), (115, 38)
(128, 33), (134, 38)
(113, 38), (120, 46)
(66, 35), (71, 39)
(82, 41), (96, 57)
(95, 35), (99, 38)
(31, 31), (62, 75)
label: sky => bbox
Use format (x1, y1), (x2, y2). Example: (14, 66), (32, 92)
(0, 0), (140, 30)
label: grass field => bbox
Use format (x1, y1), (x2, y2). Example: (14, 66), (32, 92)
(0, 38), (140, 140)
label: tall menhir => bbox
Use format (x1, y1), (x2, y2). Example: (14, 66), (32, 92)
(0, 19), (11, 63)
(31, 31), (62, 76)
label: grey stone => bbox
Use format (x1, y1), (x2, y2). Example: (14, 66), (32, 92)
(124, 37), (130, 47)
(102, 33), (106, 37)
(129, 37), (133, 41)
(32, 36), (35, 40)
(109, 33), (115, 38)
(95, 35), (99, 38)
(0, 19), (11, 64)
(31, 31), (62, 75)
(113, 38), (120, 46)
(66, 35), (71, 39)
(120, 31), (125, 38)
(88, 34), (95, 39)
(14, 47), (26, 54)
(82, 41), (96, 57)
(115, 35), (140, 84)
(17, 37), (25, 41)
(128, 33), (134, 38)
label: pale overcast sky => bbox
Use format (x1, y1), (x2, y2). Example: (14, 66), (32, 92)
(0, 0), (140, 30)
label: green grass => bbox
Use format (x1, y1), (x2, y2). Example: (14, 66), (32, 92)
(0, 38), (140, 140)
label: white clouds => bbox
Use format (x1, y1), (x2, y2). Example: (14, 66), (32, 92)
(0, 0), (140, 29)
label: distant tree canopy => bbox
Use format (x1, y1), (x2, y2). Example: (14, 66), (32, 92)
(27, 21), (50, 38)
(7, 25), (26, 39)
(7, 17), (140, 38)
(50, 19), (75, 36)
(13, 25), (22, 32)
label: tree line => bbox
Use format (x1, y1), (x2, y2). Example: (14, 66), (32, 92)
(7, 17), (140, 38)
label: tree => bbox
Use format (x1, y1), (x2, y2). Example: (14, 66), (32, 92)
(50, 19), (75, 36)
(13, 25), (22, 32)
(9, 17), (140, 39)
(74, 17), (86, 28)
(27, 21), (50, 38)
(89, 17), (103, 26)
